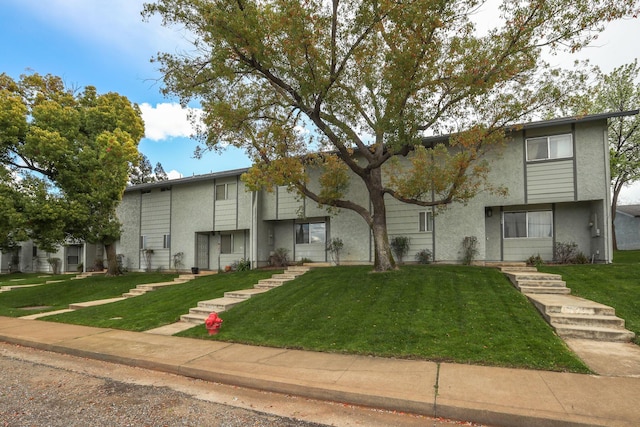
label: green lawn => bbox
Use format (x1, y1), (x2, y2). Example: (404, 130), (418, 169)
(0, 273), (74, 287)
(539, 250), (640, 344)
(0, 273), (177, 317)
(177, 265), (589, 372)
(8, 253), (638, 373)
(43, 270), (281, 331)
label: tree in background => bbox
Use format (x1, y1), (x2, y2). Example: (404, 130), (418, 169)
(129, 152), (169, 184)
(144, 0), (639, 271)
(0, 72), (144, 275)
(154, 162), (168, 181)
(589, 61), (640, 249)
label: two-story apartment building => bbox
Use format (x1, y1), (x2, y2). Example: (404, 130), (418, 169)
(112, 111), (637, 272)
(3, 111), (636, 273)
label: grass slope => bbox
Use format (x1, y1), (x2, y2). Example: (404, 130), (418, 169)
(43, 270), (280, 331)
(540, 250), (640, 344)
(0, 273), (73, 287)
(178, 265), (589, 372)
(0, 273), (177, 317)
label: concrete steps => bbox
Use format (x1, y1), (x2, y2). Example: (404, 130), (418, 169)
(495, 263), (635, 343)
(122, 275), (194, 297)
(525, 287), (635, 342)
(180, 266), (311, 324)
(503, 271), (571, 295)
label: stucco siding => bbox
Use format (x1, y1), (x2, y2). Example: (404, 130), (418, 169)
(575, 121), (609, 201)
(171, 181), (214, 270)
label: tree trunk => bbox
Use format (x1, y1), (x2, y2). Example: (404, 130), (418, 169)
(104, 242), (120, 276)
(611, 183), (622, 252)
(368, 170), (397, 272)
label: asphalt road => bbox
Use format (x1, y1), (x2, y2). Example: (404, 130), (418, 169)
(0, 342), (470, 427)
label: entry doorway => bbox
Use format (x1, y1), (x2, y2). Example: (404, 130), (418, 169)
(196, 233), (210, 270)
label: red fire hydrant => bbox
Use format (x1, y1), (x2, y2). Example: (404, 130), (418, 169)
(205, 312), (223, 335)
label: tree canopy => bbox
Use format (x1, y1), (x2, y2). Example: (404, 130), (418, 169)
(129, 152), (169, 184)
(144, 0), (639, 271)
(585, 61), (640, 248)
(0, 72), (144, 274)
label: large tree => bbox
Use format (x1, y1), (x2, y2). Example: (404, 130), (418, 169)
(144, 0), (639, 271)
(0, 73), (144, 275)
(589, 61), (640, 249)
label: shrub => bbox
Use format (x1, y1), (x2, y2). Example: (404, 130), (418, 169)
(461, 236), (478, 265)
(47, 257), (61, 274)
(116, 254), (128, 274)
(573, 251), (590, 264)
(415, 249), (432, 264)
(553, 242), (578, 264)
(326, 237), (344, 265)
(233, 258), (251, 271)
(270, 248), (289, 267)
(390, 236), (410, 264)
(172, 252), (184, 272)
(526, 254), (544, 268)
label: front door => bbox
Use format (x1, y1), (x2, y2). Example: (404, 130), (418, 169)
(196, 233), (210, 269)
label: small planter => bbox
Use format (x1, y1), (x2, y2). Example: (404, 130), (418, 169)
(191, 267), (200, 274)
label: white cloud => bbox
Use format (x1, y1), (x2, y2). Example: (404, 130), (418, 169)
(8, 0), (190, 62)
(167, 170), (184, 180)
(139, 102), (203, 141)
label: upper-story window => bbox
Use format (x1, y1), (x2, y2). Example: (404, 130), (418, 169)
(215, 182), (237, 201)
(526, 134), (573, 161)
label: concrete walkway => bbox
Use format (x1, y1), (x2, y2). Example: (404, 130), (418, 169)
(1, 316), (639, 427)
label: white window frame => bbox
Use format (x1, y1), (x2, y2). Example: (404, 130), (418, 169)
(503, 211), (553, 239)
(215, 182), (237, 201)
(220, 234), (233, 254)
(419, 211), (433, 232)
(140, 235), (147, 249)
(526, 134), (573, 162)
(163, 234), (171, 249)
(295, 222), (326, 244)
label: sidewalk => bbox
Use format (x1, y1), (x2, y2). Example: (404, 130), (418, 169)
(0, 316), (638, 427)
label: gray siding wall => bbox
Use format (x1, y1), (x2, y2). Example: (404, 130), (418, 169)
(116, 192), (142, 271)
(385, 196), (434, 262)
(140, 189), (171, 270)
(615, 213), (640, 250)
(526, 160), (575, 202)
(503, 237), (553, 261)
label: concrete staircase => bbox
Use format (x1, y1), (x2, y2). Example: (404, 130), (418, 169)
(122, 273), (203, 298)
(180, 266), (310, 324)
(495, 263), (635, 343)
(502, 268), (571, 295)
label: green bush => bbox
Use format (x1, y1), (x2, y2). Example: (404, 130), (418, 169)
(415, 249), (432, 264)
(527, 253), (544, 267)
(233, 258), (251, 271)
(270, 248), (289, 267)
(461, 236), (478, 265)
(390, 236), (410, 264)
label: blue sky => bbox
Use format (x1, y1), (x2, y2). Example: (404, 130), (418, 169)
(1, 0), (639, 201)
